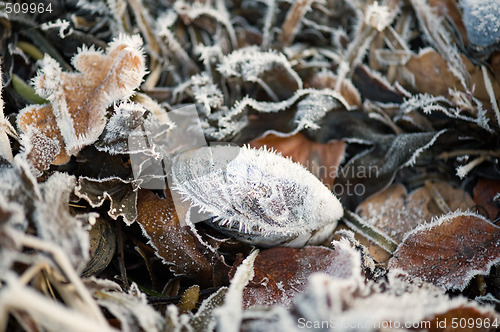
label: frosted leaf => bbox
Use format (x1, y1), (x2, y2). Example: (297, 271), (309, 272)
(191, 73), (224, 115)
(19, 126), (61, 173)
(241, 243), (361, 309)
(460, 0), (500, 47)
(215, 250), (259, 332)
(74, 176), (137, 225)
(333, 125), (446, 209)
(136, 190), (213, 283)
(91, 280), (164, 332)
(403, 129), (447, 167)
(356, 182), (475, 244)
(190, 287), (227, 331)
(34, 172), (90, 273)
(174, 0), (237, 47)
(217, 46), (302, 89)
(17, 34), (146, 165)
(209, 89), (350, 140)
(389, 211), (500, 291)
(396, 53), (492, 131)
(411, 0), (469, 90)
(94, 102), (167, 156)
(0, 195), (26, 273)
(171, 145), (343, 247)
(294, 93), (339, 130)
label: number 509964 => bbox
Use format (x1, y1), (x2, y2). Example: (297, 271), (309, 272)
(4, 2), (53, 14)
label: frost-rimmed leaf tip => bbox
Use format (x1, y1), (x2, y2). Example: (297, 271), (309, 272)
(171, 145), (343, 247)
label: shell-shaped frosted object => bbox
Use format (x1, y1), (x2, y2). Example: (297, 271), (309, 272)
(171, 145), (343, 247)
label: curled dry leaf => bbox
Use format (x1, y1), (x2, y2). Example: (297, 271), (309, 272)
(389, 211), (500, 290)
(82, 217), (116, 277)
(17, 34), (146, 169)
(136, 189), (213, 286)
(74, 176), (137, 225)
(241, 242), (362, 309)
(249, 132), (345, 189)
(217, 46), (302, 100)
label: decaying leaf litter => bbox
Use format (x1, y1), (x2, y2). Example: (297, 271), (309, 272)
(1, 0), (500, 331)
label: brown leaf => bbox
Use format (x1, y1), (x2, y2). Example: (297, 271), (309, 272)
(396, 48), (500, 109)
(249, 133), (345, 189)
(305, 70), (361, 108)
(17, 35), (146, 168)
(473, 178), (500, 222)
(136, 190), (213, 286)
(388, 212), (500, 290)
(356, 181), (475, 243)
(242, 242), (360, 308)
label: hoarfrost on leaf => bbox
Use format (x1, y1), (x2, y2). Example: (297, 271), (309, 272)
(389, 211), (500, 291)
(171, 145), (343, 247)
(91, 280), (164, 332)
(36, 173), (90, 273)
(217, 46), (303, 89)
(17, 34), (146, 166)
(294, 93), (339, 130)
(215, 250), (258, 332)
(191, 73), (224, 114)
(411, 0), (470, 90)
(460, 0), (500, 47)
(75, 176), (138, 225)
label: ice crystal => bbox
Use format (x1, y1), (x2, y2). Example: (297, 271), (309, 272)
(41, 19), (73, 39)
